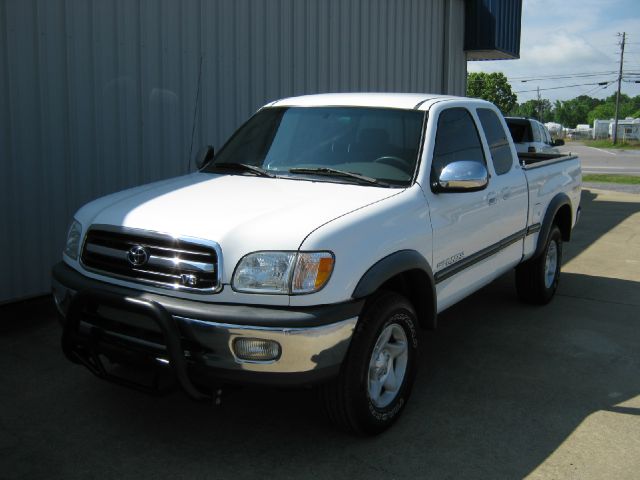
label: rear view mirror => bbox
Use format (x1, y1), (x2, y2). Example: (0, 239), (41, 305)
(433, 161), (488, 193)
(552, 139), (565, 147)
(195, 145), (215, 170)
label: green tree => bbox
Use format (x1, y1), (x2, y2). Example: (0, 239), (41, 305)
(467, 72), (517, 114)
(553, 95), (603, 128)
(587, 103), (616, 126)
(513, 99), (553, 122)
(586, 94), (640, 125)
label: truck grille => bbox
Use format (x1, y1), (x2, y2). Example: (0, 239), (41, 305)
(81, 226), (221, 293)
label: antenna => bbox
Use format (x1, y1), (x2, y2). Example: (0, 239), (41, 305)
(188, 54), (204, 172)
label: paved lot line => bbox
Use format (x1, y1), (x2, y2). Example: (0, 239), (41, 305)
(586, 146), (616, 156)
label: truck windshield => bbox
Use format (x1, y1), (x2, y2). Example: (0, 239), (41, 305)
(205, 107), (425, 187)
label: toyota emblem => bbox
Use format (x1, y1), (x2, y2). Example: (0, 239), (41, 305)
(127, 245), (149, 267)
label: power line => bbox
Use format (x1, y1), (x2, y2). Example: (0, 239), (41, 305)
(514, 80), (617, 93)
(507, 70), (617, 81)
(582, 80), (616, 96)
(515, 73), (618, 83)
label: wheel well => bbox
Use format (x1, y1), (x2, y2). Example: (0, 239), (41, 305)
(378, 269), (436, 330)
(554, 204), (572, 241)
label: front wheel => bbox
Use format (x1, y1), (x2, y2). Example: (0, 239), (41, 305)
(516, 225), (563, 304)
(319, 291), (418, 435)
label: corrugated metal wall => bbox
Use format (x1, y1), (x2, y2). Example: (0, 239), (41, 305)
(465, 0), (522, 60)
(0, 0), (467, 303)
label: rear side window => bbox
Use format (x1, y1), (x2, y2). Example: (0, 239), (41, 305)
(431, 108), (486, 183)
(477, 109), (513, 175)
(532, 122), (542, 142)
(506, 120), (532, 143)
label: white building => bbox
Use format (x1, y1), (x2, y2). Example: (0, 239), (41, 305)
(609, 118), (640, 141)
(574, 124), (592, 139)
(545, 122), (564, 138)
(593, 119), (612, 139)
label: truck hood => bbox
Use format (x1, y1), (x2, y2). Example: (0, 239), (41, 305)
(75, 172), (400, 276)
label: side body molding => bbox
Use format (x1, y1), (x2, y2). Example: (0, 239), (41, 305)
(533, 192), (572, 259)
(352, 250), (437, 329)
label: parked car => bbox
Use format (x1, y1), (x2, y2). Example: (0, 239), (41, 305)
(53, 93), (582, 435)
(505, 117), (565, 153)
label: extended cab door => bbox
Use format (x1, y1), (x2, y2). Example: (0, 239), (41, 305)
(475, 107), (528, 247)
(421, 103), (526, 312)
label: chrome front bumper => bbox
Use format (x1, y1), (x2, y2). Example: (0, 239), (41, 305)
(177, 316), (357, 374)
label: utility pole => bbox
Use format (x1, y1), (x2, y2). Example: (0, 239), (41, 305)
(536, 86), (541, 121)
(613, 32), (626, 144)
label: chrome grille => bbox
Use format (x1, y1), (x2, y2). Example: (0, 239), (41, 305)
(81, 227), (221, 293)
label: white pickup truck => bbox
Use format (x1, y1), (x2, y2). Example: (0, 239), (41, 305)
(52, 93), (581, 435)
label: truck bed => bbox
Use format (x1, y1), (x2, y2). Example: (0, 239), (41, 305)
(519, 151), (581, 263)
(519, 152), (578, 169)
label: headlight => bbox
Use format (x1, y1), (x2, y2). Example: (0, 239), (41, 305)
(233, 251), (334, 294)
(233, 252), (296, 294)
(63, 219), (83, 260)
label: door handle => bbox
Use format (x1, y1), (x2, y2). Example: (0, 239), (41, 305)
(486, 192), (497, 205)
(501, 187), (511, 200)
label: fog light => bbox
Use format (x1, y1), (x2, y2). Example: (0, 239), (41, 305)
(232, 338), (281, 362)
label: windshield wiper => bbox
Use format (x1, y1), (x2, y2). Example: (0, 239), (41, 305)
(211, 162), (274, 178)
(288, 167), (391, 187)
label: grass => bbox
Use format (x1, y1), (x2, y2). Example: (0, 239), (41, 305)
(583, 139), (640, 150)
(583, 174), (640, 185)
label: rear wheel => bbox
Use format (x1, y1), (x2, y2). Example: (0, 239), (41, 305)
(320, 291), (418, 435)
(516, 225), (563, 304)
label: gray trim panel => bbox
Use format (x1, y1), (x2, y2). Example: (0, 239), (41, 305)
(53, 262), (364, 329)
(434, 228), (527, 284)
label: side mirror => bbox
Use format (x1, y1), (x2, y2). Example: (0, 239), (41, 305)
(433, 161), (488, 193)
(552, 139), (565, 147)
(195, 145), (215, 170)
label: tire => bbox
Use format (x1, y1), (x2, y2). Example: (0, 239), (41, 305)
(516, 225), (563, 305)
(319, 291), (418, 435)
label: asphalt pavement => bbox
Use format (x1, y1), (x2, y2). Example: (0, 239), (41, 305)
(560, 142), (640, 176)
(1, 188), (639, 479)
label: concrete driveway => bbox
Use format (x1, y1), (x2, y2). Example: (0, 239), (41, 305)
(1, 188), (639, 479)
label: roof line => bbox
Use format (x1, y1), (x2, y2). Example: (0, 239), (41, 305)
(413, 98), (431, 109)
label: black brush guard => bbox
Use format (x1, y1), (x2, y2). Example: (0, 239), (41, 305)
(61, 289), (209, 400)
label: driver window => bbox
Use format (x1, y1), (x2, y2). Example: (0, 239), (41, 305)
(431, 108), (486, 184)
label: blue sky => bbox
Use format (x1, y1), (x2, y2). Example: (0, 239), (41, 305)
(467, 0), (640, 104)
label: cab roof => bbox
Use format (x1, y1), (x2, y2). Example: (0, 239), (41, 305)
(269, 92), (469, 111)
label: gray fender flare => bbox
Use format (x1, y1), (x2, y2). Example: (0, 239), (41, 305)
(352, 250), (437, 329)
(533, 192), (571, 259)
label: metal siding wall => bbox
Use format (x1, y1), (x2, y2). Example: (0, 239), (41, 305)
(446, 0), (468, 95)
(0, 0), (466, 303)
(0, 1), (8, 300)
(464, 0), (522, 59)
